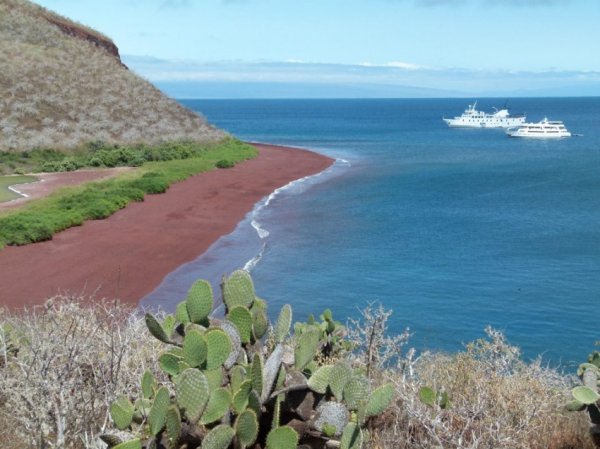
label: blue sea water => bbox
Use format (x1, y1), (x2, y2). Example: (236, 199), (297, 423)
(143, 98), (600, 367)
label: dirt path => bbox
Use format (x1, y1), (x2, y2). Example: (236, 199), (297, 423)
(0, 167), (132, 210)
(0, 144), (333, 309)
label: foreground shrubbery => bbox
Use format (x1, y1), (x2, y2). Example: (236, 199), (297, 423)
(0, 271), (596, 449)
(0, 139), (256, 248)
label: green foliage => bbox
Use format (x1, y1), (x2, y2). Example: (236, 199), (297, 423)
(274, 304), (292, 344)
(295, 328), (320, 371)
(364, 383), (395, 419)
(419, 386), (450, 409)
(176, 368), (210, 423)
(183, 329), (208, 368)
(112, 439), (142, 449)
(266, 426), (298, 449)
(216, 159), (235, 169)
(202, 424), (235, 449)
(223, 270), (255, 309)
(340, 423), (363, 449)
(201, 388), (232, 425)
(109, 395), (134, 430)
(186, 280), (213, 325)
(145, 313), (171, 344)
(148, 386), (170, 436)
(165, 406), (181, 449)
(0, 139), (257, 249)
(228, 305), (253, 344)
(109, 271), (394, 449)
(235, 410), (259, 448)
(205, 329), (232, 370)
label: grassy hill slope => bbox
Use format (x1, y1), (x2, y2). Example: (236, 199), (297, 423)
(0, 0), (225, 151)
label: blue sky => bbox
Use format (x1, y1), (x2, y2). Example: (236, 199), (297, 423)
(36, 0), (600, 98)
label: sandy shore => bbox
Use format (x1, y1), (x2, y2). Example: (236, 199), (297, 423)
(0, 144), (333, 309)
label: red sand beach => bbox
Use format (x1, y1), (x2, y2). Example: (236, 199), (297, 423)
(0, 144), (333, 309)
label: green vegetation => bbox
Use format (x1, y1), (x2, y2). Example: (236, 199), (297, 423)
(0, 0), (224, 151)
(102, 270), (394, 449)
(0, 175), (37, 202)
(567, 349), (600, 447)
(0, 140), (243, 175)
(0, 275), (596, 448)
(0, 139), (256, 248)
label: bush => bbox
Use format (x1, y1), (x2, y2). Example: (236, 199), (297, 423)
(216, 159), (235, 169)
(0, 299), (164, 448)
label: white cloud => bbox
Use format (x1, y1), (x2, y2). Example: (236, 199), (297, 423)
(123, 55), (600, 97)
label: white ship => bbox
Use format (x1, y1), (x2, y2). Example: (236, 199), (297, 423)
(443, 101), (526, 128)
(507, 118), (571, 138)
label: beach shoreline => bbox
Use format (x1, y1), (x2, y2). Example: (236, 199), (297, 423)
(0, 143), (333, 310)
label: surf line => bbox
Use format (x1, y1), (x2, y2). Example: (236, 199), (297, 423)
(243, 157), (350, 273)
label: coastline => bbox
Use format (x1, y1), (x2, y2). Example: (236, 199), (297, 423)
(0, 143), (333, 310)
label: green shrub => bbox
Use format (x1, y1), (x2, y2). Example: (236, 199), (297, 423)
(216, 159), (235, 169)
(0, 139), (257, 248)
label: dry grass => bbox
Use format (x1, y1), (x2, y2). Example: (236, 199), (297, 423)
(0, 0), (225, 152)
(0, 297), (164, 448)
(0, 299), (595, 449)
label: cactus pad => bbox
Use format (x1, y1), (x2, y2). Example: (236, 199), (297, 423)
(266, 426), (299, 449)
(251, 353), (264, 397)
(205, 368), (224, 392)
(183, 329), (208, 368)
(307, 365), (333, 394)
(235, 409), (259, 448)
(145, 313), (171, 344)
(109, 395), (134, 430)
(274, 304), (292, 343)
(200, 387), (232, 425)
(365, 383), (394, 418)
(219, 320), (242, 370)
(248, 390), (262, 417)
(252, 309), (269, 340)
(201, 424), (235, 449)
(233, 380), (253, 413)
(572, 386), (600, 405)
(159, 352), (183, 377)
(231, 365), (247, 392)
(175, 301), (191, 324)
(176, 368), (210, 423)
(223, 270), (255, 310)
(112, 440), (142, 449)
(313, 401), (349, 437)
(566, 399), (586, 411)
(228, 305), (253, 344)
(148, 386), (170, 436)
(141, 370), (157, 399)
(262, 344), (283, 402)
(329, 362), (352, 402)
(294, 328), (320, 371)
(343, 376), (370, 410)
(165, 405), (181, 449)
(340, 422), (363, 449)
(205, 329), (232, 370)
(186, 280), (213, 324)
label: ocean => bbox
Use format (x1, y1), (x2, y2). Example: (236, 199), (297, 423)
(142, 98), (600, 367)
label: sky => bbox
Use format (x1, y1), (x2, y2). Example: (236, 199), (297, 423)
(35, 0), (600, 98)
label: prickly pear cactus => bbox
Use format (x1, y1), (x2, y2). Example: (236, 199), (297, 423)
(104, 271), (396, 449)
(567, 350), (600, 447)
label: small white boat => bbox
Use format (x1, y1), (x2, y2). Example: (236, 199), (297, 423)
(443, 101), (526, 128)
(507, 118), (571, 138)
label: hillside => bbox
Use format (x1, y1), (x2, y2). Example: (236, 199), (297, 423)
(0, 0), (225, 151)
